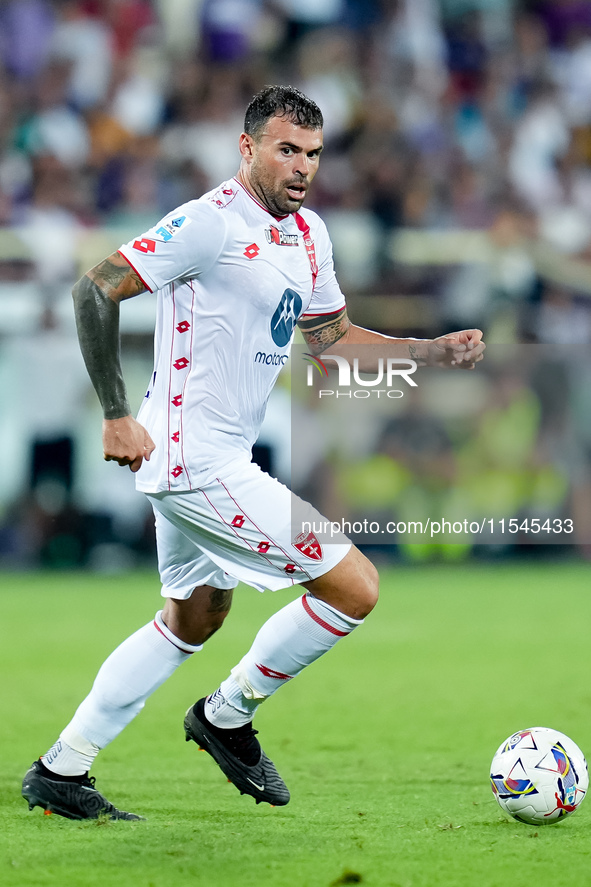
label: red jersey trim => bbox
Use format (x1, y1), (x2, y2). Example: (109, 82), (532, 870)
(294, 212), (318, 290)
(166, 282), (177, 490)
(117, 250), (154, 293)
(300, 304), (346, 318)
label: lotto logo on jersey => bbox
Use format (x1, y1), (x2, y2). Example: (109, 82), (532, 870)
(265, 225), (299, 247)
(133, 238), (156, 253)
(293, 531), (323, 561)
(270, 288), (302, 347)
(244, 243), (259, 259)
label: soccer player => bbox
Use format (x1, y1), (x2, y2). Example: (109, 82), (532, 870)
(22, 86), (484, 820)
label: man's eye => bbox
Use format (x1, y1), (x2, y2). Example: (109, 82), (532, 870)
(281, 147), (293, 155)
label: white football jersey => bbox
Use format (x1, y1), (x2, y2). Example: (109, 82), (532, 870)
(118, 178), (345, 493)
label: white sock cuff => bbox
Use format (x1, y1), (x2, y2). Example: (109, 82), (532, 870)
(306, 594), (364, 628)
(59, 725), (100, 757)
(299, 593), (363, 637)
(154, 610), (203, 654)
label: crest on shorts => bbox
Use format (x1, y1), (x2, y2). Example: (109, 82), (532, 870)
(293, 531), (323, 561)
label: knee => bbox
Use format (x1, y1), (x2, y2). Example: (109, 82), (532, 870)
(199, 587), (234, 642)
(306, 547), (379, 621)
(355, 558), (379, 619)
(162, 586), (233, 646)
(337, 550), (379, 620)
(163, 605), (230, 646)
(199, 608), (230, 642)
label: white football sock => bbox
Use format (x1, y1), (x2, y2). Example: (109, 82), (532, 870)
(42, 611), (201, 775)
(41, 728), (100, 776)
(205, 593), (362, 728)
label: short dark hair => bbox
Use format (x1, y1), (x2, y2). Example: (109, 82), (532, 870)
(244, 85), (323, 138)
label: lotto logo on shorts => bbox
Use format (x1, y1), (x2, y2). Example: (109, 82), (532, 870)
(231, 514), (245, 528)
(293, 531), (323, 561)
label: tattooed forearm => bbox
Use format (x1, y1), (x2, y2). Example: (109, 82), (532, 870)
(72, 253), (147, 418)
(298, 308), (350, 355)
(73, 274), (131, 419)
(408, 344), (427, 366)
(90, 255), (146, 300)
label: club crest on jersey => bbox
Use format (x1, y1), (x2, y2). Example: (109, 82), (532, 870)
(210, 186), (237, 208)
(293, 531), (323, 561)
(271, 288), (302, 347)
(265, 225), (299, 247)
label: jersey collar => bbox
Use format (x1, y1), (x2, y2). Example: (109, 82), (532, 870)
(233, 176), (289, 221)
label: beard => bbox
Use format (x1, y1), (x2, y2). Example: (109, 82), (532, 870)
(250, 158), (307, 216)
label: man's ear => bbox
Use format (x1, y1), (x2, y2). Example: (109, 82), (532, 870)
(239, 132), (255, 161)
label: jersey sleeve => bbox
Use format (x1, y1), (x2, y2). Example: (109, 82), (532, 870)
(118, 201), (227, 292)
(301, 215), (346, 317)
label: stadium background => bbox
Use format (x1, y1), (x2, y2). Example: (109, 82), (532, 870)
(2, 6), (591, 886)
(1, 0), (591, 568)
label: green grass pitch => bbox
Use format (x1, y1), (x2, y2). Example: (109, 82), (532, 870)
(2, 561), (591, 887)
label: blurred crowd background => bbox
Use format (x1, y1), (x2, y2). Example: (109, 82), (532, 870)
(1, 0), (591, 569)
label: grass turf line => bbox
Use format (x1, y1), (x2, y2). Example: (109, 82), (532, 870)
(1, 563), (590, 887)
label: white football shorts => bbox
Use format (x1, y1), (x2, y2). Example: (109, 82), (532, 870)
(146, 460), (351, 598)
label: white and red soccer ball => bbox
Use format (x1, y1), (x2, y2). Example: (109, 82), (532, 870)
(490, 727), (588, 825)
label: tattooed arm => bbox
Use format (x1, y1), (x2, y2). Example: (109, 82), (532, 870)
(298, 308), (485, 370)
(73, 252), (155, 471)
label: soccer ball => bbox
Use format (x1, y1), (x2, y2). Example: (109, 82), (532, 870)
(490, 727), (588, 825)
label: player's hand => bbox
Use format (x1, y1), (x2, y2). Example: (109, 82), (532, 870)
(102, 415), (155, 473)
(427, 329), (485, 370)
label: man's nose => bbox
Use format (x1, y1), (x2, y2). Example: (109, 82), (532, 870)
(294, 155), (309, 177)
